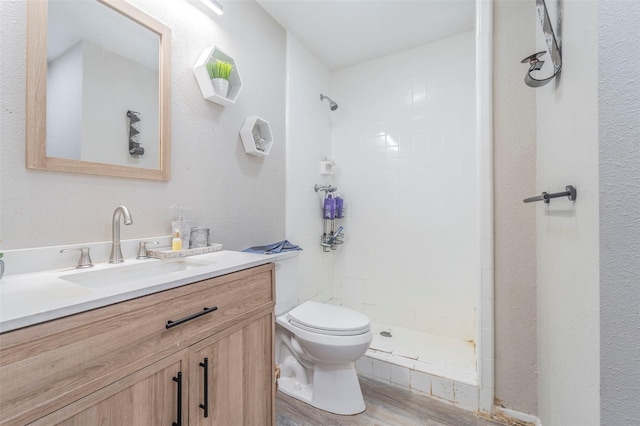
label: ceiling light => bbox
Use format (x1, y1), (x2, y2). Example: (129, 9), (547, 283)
(199, 0), (223, 15)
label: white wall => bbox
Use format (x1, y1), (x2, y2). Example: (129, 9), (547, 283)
(82, 40), (159, 169)
(598, 1), (640, 424)
(47, 39), (160, 169)
(46, 41), (83, 160)
(284, 32), (334, 304)
(0, 0), (286, 254)
(492, 0), (538, 415)
(330, 32), (477, 341)
(535, 1), (600, 424)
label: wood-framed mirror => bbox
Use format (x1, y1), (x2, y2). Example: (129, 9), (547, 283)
(26, 0), (171, 181)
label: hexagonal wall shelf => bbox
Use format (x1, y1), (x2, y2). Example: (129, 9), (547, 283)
(240, 116), (273, 157)
(193, 45), (243, 106)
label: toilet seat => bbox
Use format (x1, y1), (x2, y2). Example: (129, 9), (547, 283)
(287, 301), (370, 336)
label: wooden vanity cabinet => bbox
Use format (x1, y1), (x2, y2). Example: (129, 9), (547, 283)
(188, 312), (273, 426)
(34, 351), (188, 426)
(0, 264), (275, 426)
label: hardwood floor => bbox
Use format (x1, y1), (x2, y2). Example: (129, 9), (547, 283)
(276, 376), (508, 426)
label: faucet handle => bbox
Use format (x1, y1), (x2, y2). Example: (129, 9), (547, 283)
(136, 241), (159, 260)
(60, 247), (94, 269)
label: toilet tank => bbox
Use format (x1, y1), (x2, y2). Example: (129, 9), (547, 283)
(274, 252), (300, 315)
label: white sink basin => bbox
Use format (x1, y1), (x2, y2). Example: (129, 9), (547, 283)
(59, 258), (216, 289)
(0, 250), (285, 333)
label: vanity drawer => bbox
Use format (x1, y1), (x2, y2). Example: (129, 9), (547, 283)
(0, 263), (274, 426)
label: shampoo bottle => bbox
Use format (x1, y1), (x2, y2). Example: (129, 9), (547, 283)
(323, 194), (336, 219)
(335, 193), (344, 218)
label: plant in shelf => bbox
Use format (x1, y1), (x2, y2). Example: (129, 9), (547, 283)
(206, 59), (234, 98)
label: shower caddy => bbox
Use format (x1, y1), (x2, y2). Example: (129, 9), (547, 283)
(314, 184), (345, 252)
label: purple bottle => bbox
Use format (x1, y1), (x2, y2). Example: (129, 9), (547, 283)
(323, 194), (336, 219)
(335, 196), (344, 218)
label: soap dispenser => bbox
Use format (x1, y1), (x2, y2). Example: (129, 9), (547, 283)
(171, 206), (191, 249)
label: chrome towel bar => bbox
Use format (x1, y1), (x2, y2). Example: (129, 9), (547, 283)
(523, 185), (577, 204)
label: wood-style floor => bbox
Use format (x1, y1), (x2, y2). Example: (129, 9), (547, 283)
(276, 376), (508, 426)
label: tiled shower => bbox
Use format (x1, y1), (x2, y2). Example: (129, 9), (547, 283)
(285, 1), (493, 412)
(331, 31), (477, 343)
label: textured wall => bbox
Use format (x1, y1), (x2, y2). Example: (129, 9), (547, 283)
(535, 1), (600, 424)
(599, 1), (640, 424)
(492, 1), (538, 415)
(0, 0), (286, 252)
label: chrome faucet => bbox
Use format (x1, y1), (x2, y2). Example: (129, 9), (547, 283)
(109, 205), (133, 263)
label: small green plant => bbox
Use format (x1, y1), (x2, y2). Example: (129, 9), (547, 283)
(206, 59), (234, 80)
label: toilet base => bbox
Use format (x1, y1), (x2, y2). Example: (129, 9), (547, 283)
(278, 362), (366, 415)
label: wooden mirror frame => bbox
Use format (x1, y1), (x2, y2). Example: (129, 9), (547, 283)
(26, 0), (171, 181)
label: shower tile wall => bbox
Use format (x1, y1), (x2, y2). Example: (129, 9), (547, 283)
(331, 32), (478, 342)
(285, 32), (335, 304)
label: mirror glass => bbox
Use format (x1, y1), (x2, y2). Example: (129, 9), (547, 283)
(26, 0), (171, 181)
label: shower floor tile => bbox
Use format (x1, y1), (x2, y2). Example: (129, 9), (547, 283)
(368, 322), (477, 384)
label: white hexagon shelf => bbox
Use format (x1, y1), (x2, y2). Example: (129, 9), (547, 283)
(193, 45), (243, 106)
(240, 116), (273, 157)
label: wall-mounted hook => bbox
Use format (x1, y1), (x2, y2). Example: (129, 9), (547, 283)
(522, 0), (562, 88)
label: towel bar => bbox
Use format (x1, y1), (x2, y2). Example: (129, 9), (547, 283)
(523, 185), (577, 204)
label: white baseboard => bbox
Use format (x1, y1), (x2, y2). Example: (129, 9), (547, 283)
(494, 406), (542, 426)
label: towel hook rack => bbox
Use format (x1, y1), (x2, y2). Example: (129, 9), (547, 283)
(521, 0), (562, 87)
(523, 185), (577, 204)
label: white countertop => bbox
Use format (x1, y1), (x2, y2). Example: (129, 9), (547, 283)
(0, 250), (287, 333)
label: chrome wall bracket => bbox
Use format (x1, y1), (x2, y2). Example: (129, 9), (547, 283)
(314, 184), (337, 194)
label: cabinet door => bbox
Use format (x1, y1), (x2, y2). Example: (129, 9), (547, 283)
(190, 312), (273, 426)
(31, 352), (187, 426)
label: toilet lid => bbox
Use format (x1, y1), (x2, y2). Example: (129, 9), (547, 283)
(287, 301), (370, 336)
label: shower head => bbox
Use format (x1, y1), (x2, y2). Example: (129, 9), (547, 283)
(320, 94), (338, 111)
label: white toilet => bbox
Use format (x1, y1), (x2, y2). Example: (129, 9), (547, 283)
(274, 254), (372, 415)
